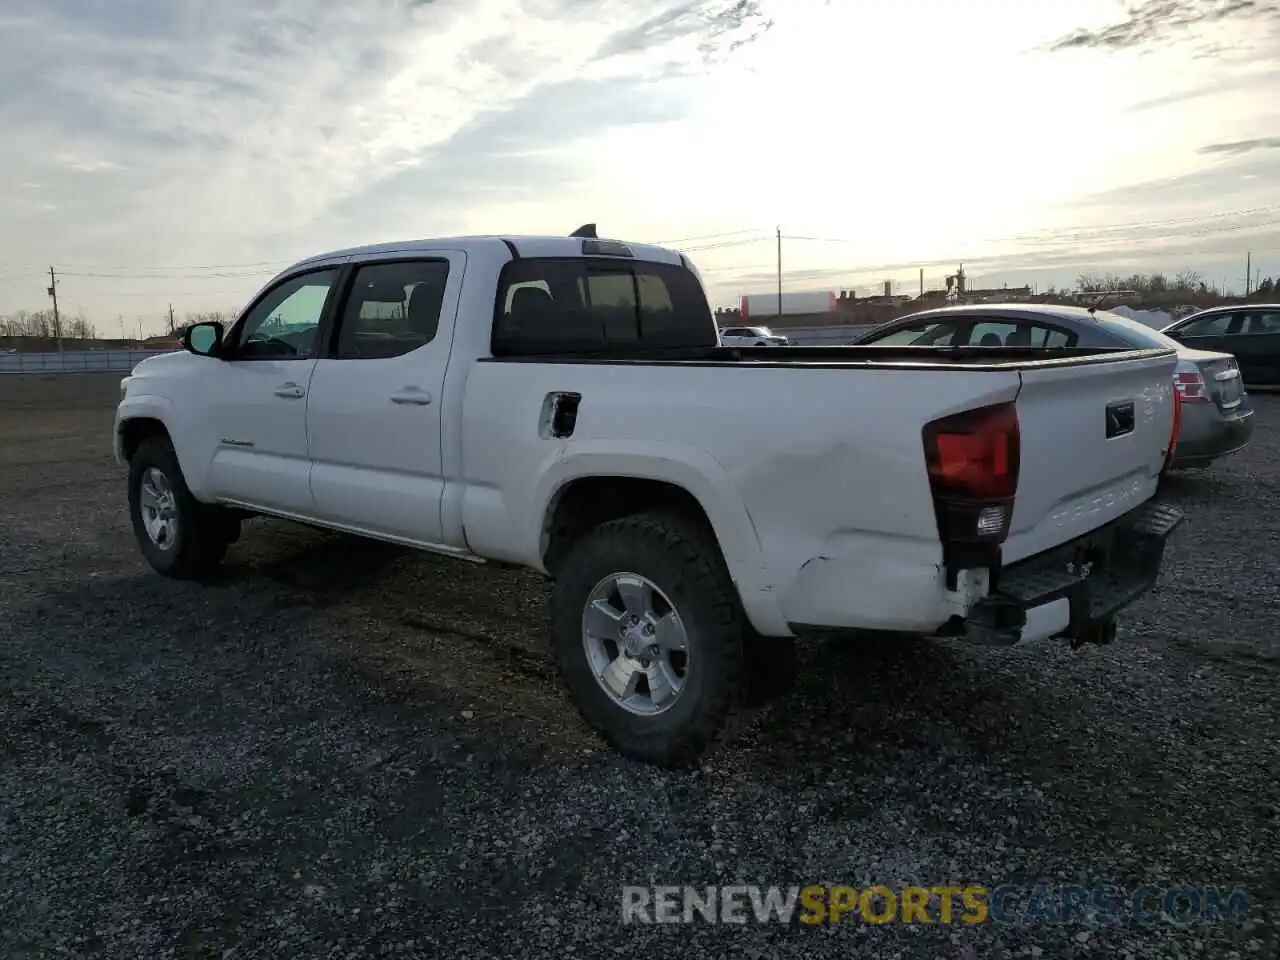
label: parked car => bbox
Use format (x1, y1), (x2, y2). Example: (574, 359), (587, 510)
(115, 234), (1182, 767)
(1160, 303), (1280, 388)
(719, 325), (790, 346)
(852, 303), (1254, 470)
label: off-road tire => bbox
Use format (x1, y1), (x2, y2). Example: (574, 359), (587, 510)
(550, 511), (748, 767)
(128, 436), (229, 580)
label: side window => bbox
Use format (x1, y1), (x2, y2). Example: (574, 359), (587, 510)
(334, 260), (450, 360)
(869, 322), (960, 345)
(1242, 311), (1280, 334)
(1179, 313), (1232, 337)
(986, 323), (1076, 347)
(229, 268), (339, 360)
(969, 322), (1020, 345)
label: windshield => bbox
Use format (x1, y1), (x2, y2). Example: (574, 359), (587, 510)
(1092, 311), (1182, 350)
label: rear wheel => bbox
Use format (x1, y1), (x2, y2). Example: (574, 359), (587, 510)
(128, 437), (229, 580)
(550, 512), (747, 767)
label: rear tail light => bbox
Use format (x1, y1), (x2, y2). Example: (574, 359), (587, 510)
(1173, 370), (1209, 402)
(922, 402), (1020, 544)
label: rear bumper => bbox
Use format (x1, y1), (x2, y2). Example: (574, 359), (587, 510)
(961, 500), (1183, 646)
(1170, 403), (1253, 467)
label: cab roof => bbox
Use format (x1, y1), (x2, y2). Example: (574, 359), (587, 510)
(288, 235), (686, 273)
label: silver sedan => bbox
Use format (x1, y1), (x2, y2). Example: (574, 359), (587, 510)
(852, 303), (1254, 470)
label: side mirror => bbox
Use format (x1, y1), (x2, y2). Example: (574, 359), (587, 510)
(182, 321), (224, 358)
(1163, 329), (1182, 341)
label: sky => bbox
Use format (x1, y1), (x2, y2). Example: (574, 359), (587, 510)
(1, 0), (1279, 333)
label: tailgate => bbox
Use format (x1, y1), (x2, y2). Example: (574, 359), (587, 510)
(1003, 351), (1177, 564)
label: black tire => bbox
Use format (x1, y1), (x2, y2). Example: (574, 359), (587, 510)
(550, 511), (747, 767)
(128, 436), (229, 580)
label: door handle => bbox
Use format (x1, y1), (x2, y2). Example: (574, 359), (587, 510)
(274, 382), (305, 399)
(391, 387), (433, 406)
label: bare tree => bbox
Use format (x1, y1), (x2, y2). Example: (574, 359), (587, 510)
(1173, 269), (1202, 291)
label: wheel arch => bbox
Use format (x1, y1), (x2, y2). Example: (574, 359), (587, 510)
(533, 452), (787, 636)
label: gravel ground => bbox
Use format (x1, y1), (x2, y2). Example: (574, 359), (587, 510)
(1, 373), (1277, 959)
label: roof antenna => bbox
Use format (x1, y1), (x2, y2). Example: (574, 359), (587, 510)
(570, 223), (598, 239)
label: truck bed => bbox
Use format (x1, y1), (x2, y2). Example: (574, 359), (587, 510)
(481, 343), (1170, 369)
(458, 340), (1178, 638)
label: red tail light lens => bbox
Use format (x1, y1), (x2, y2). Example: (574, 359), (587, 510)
(1173, 370), (1208, 402)
(922, 402), (1020, 543)
(923, 403), (1020, 499)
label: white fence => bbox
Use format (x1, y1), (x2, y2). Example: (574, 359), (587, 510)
(0, 349), (176, 375)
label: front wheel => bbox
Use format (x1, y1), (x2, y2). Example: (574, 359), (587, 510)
(128, 436), (229, 580)
(550, 512), (747, 767)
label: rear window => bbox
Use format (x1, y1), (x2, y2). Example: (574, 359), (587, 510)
(1093, 311), (1182, 350)
(492, 257), (717, 356)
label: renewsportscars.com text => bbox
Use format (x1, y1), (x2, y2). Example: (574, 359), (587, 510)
(621, 884), (1250, 927)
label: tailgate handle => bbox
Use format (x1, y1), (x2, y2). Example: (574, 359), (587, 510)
(1106, 400), (1135, 439)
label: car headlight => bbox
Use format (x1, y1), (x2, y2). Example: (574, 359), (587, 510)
(120, 376), (131, 400)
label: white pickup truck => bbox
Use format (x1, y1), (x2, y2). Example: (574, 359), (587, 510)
(115, 230), (1184, 766)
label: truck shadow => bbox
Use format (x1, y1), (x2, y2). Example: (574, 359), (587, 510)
(735, 635), (1036, 780)
(5, 517), (1084, 782)
(219, 521), (413, 598)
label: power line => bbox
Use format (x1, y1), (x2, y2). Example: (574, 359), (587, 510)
(649, 228), (769, 245)
(677, 236), (774, 253)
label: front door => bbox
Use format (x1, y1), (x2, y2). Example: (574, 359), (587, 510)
(1175, 311), (1239, 356)
(203, 267), (342, 515)
(305, 253), (464, 545)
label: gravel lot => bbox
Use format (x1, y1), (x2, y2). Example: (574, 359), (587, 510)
(1, 373), (1277, 959)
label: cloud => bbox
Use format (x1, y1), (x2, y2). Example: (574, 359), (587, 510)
(1200, 136), (1280, 156)
(1049, 0), (1279, 51)
(0, 0), (769, 277)
(316, 74), (692, 238)
(1128, 67), (1280, 109)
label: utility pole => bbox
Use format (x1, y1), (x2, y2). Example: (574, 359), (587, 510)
(47, 266), (63, 358)
(775, 225), (782, 321)
(167, 303), (176, 334)
(919, 268), (924, 298)
(1246, 252), (1252, 296)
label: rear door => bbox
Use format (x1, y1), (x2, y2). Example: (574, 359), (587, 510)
(1004, 350), (1178, 563)
(1224, 310), (1280, 386)
(305, 253), (464, 546)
